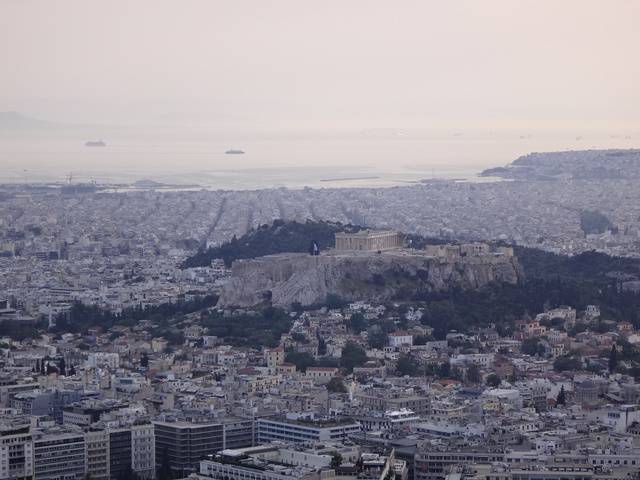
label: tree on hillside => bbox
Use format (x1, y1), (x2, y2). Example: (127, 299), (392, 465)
(554, 355), (582, 372)
(340, 343), (367, 372)
(327, 377), (347, 393)
(396, 354), (419, 377)
(609, 344), (618, 373)
(330, 453), (343, 470)
(346, 313), (366, 334)
(45, 362), (58, 375)
(285, 351), (316, 372)
(556, 385), (566, 406)
(450, 365), (463, 382)
(325, 294), (347, 310)
(420, 302), (462, 340)
(438, 362), (451, 378)
(580, 210), (613, 235)
(466, 363), (481, 384)
(367, 328), (388, 349)
(522, 337), (543, 356)
(486, 373), (501, 388)
(317, 336), (327, 356)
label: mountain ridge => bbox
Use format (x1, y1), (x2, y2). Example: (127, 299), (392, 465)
(481, 149), (640, 180)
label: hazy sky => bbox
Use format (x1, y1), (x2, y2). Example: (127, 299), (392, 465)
(1, 0), (639, 131)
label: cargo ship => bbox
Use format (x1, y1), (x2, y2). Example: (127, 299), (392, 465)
(225, 149), (245, 154)
(85, 140), (106, 147)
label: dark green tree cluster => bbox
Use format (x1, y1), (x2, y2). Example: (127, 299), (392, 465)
(283, 351), (339, 372)
(466, 363), (482, 384)
(201, 306), (293, 349)
(609, 344), (618, 373)
(284, 351), (316, 372)
(340, 343), (367, 372)
(53, 295), (218, 335)
(330, 453), (343, 470)
(554, 355), (582, 372)
(183, 220), (359, 268)
(410, 271), (640, 339)
(613, 340), (640, 379)
(556, 386), (566, 405)
(327, 377), (348, 393)
(579, 210), (613, 235)
(396, 354), (421, 376)
(185, 221), (640, 342)
(521, 337), (546, 357)
(418, 361), (464, 381)
(486, 373), (501, 387)
(346, 312), (367, 334)
(0, 319), (46, 341)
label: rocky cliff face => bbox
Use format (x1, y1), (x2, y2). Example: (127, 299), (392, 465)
(218, 251), (523, 308)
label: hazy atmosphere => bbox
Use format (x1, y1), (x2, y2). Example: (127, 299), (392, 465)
(2, 0), (639, 131)
(2, 1), (640, 186)
(4, 2), (640, 473)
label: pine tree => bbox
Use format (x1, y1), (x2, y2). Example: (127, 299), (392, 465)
(141, 353), (149, 369)
(330, 452), (343, 470)
(609, 344), (618, 373)
(486, 373), (501, 388)
(557, 385), (566, 406)
(317, 336), (327, 356)
(466, 364), (481, 384)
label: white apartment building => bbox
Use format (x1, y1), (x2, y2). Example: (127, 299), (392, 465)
(131, 423), (156, 478)
(87, 352), (120, 370)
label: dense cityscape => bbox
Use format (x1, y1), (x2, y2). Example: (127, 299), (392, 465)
(2, 1), (640, 479)
(0, 168), (640, 480)
(3, 171), (640, 318)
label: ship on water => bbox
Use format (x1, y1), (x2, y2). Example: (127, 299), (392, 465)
(225, 149), (245, 154)
(85, 140), (106, 147)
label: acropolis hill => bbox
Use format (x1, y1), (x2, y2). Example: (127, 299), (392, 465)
(218, 231), (523, 308)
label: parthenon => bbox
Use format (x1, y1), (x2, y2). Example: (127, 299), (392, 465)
(334, 230), (402, 251)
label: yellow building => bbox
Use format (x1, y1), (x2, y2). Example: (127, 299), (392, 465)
(264, 346), (285, 369)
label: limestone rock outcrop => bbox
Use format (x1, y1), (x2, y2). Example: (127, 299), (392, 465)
(218, 250), (523, 308)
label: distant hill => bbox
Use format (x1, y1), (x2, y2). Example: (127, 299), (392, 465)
(195, 220), (640, 330)
(186, 219), (640, 286)
(0, 111), (62, 130)
(481, 149), (640, 180)
(182, 220), (451, 269)
(182, 220), (361, 268)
